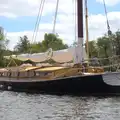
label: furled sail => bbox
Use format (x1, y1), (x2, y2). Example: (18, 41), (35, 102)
(4, 47), (87, 63)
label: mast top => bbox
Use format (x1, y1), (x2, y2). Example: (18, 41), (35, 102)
(77, 0), (83, 38)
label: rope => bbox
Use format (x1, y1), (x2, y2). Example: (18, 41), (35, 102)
(29, 0), (59, 55)
(52, 0), (59, 34)
(72, 0), (78, 63)
(90, 63), (120, 69)
(30, 0), (45, 54)
(103, 0), (114, 65)
(34, 0), (45, 43)
(44, 0), (59, 50)
(84, 55), (120, 61)
(31, 0), (43, 43)
(7, 56), (18, 68)
(103, 0), (112, 36)
(83, 55), (120, 71)
(72, 0), (77, 44)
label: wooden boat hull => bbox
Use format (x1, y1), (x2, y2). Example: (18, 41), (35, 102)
(0, 72), (120, 95)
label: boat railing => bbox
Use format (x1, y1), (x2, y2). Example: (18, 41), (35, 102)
(83, 55), (120, 72)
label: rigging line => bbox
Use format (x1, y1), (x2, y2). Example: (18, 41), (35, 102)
(103, 0), (114, 58)
(72, 0), (78, 63)
(30, 0), (45, 54)
(52, 0), (59, 34)
(72, 0), (77, 44)
(72, 0), (76, 62)
(34, 0), (45, 43)
(75, 0), (77, 43)
(31, 0), (44, 43)
(103, 0), (111, 35)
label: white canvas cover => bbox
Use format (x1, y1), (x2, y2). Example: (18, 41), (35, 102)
(4, 47), (87, 63)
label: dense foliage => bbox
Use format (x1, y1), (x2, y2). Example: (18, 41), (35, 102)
(14, 33), (68, 54)
(87, 31), (120, 58)
(1, 30), (120, 67)
(0, 32), (10, 67)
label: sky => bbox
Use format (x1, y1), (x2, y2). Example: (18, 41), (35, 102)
(0, 0), (120, 50)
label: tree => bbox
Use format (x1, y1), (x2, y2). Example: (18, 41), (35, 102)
(29, 33), (68, 53)
(97, 35), (112, 58)
(0, 33), (9, 50)
(41, 33), (68, 51)
(14, 35), (30, 53)
(13, 33), (68, 54)
(113, 31), (120, 55)
(0, 31), (10, 67)
(85, 41), (98, 58)
(95, 31), (120, 58)
(30, 42), (43, 53)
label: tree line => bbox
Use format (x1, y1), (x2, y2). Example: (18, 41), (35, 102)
(14, 33), (68, 54)
(0, 33), (68, 67)
(87, 31), (120, 58)
(1, 30), (120, 67)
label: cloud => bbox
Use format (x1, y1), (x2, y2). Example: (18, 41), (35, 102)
(89, 12), (120, 38)
(7, 11), (120, 50)
(0, 0), (57, 18)
(0, 0), (74, 18)
(96, 0), (120, 6)
(1, 0), (120, 50)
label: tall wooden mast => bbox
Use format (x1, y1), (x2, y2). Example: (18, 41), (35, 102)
(85, 0), (89, 60)
(74, 0), (84, 64)
(77, 0), (83, 39)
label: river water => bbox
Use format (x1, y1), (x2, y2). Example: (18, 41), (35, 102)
(0, 91), (120, 120)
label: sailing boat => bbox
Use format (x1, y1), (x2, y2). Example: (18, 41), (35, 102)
(0, 0), (120, 95)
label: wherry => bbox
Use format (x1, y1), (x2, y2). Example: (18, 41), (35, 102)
(0, 0), (120, 95)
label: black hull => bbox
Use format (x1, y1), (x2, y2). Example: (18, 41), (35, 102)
(0, 72), (120, 96)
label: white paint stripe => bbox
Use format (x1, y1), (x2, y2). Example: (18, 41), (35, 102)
(102, 72), (120, 86)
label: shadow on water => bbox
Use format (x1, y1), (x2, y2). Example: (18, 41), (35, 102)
(20, 90), (120, 99)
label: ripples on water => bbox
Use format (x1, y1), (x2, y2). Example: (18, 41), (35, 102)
(0, 91), (120, 120)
